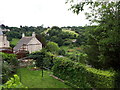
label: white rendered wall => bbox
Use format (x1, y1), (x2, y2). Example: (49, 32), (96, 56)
(27, 37), (42, 53)
(0, 35), (10, 48)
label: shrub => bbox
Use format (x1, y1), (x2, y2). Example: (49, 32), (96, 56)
(2, 61), (13, 83)
(52, 57), (116, 88)
(3, 74), (27, 88)
(1, 52), (18, 83)
(1, 52), (18, 66)
(58, 49), (66, 56)
(63, 41), (72, 46)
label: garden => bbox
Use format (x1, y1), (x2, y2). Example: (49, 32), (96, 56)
(1, 51), (71, 88)
(17, 68), (71, 88)
(1, 1), (120, 88)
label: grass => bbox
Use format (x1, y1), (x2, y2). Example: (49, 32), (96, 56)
(10, 38), (19, 46)
(17, 68), (71, 88)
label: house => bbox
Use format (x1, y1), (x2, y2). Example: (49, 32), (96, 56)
(0, 30), (10, 48)
(13, 32), (42, 54)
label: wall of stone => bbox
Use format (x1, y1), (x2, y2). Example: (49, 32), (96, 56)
(27, 37), (42, 53)
(0, 35), (10, 48)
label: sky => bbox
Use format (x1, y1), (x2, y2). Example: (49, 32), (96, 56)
(0, 0), (90, 27)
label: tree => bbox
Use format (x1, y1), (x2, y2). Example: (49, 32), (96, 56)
(28, 49), (54, 69)
(66, 1), (120, 70)
(46, 41), (60, 54)
(51, 26), (62, 31)
(36, 34), (47, 47)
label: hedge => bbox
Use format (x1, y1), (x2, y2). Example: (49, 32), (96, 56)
(52, 57), (116, 88)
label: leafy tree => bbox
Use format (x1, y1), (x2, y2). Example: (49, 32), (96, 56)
(46, 42), (60, 54)
(36, 34), (47, 47)
(28, 49), (54, 69)
(28, 50), (45, 68)
(51, 26), (62, 31)
(58, 49), (66, 56)
(66, 1), (120, 70)
(0, 24), (6, 29)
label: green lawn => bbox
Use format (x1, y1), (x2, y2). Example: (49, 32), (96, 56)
(17, 68), (71, 88)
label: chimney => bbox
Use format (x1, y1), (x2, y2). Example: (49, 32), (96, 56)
(32, 32), (35, 37)
(22, 33), (25, 38)
(4, 35), (7, 41)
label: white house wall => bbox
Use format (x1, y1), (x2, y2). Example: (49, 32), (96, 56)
(27, 37), (42, 53)
(0, 35), (10, 48)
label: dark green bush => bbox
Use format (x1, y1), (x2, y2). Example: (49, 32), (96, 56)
(1, 52), (18, 83)
(52, 57), (116, 88)
(58, 49), (66, 56)
(1, 52), (18, 66)
(63, 41), (72, 46)
(2, 61), (13, 83)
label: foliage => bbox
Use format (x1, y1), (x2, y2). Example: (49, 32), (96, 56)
(47, 26), (62, 36)
(46, 41), (60, 54)
(43, 52), (54, 69)
(52, 57), (116, 88)
(75, 29), (88, 46)
(1, 52), (18, 83)
(3, 25), (46, 43)
(58, 49), (66, 56)
(36, 34), (47, 47)
(62, 29), (78, 38)
(28, 49), (54, 69)
(2, 61), (13, 83)
(1, 52), (18, 66)
(28, 50), (45, 68)
(61, 46), (87, 64)
(66, 1), (120, 70)
(46, 27), (80, 46)
(3, 74), (27, 88)
(63, 40), (72, 46)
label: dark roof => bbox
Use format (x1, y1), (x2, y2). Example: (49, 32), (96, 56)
(0, 48), (13, 53)
(13, 37), (33, 51)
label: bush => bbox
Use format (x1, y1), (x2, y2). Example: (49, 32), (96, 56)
(52, 57), (116, 88)
(63, 41), (72, 46)
(58, 49), (66, 56)
(3, 74), (27, 88)
(1, 52), (18, 66)
(1, 52), (18, 83)
(2, 61), (13, 83)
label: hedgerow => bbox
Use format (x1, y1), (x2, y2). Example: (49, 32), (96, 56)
(52, 57), (116, 88)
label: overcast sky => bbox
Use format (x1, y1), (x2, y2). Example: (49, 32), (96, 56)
(0, 0), (90, 27)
